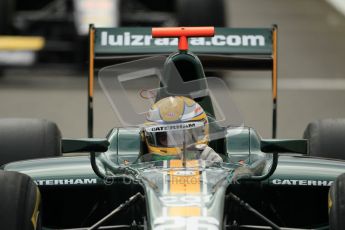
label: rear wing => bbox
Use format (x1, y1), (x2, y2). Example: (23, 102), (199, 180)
(88, 25), (278, 138)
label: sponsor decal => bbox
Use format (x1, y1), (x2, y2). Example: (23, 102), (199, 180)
(35, 178), (97, 186)
(271, 179), (333, 186)
(146, 122), (203, 132)
(100, 31), (266, 47)
(160, 195), (211, 207)
(173, 171), (196, 176)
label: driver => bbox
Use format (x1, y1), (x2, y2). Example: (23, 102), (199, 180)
(143, 96), (223, 162)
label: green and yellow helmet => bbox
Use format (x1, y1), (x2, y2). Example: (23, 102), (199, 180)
(144, 96), (209, 156)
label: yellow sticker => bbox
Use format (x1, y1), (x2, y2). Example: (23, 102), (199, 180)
(328, 190), (333, 213)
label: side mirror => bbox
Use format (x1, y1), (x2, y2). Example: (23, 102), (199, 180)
(243, 139), (308, 182)
(260, 139), (308, 154)
(62, 138), (109, 153)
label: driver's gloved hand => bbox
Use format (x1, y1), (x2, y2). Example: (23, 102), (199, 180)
(198, 145), (223, 162)
(231, 159), (266, 183)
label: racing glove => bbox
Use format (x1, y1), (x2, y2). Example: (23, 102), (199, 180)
(199, 146), (223, 162)
(231, 159), (266, 183)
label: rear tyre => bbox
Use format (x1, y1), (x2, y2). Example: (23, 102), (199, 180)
(329, 173), (345, 230)
(303, 119), (345, 160)
(0, 118), (62, 166)
(176, 0), (226, 27)
(0, 171), (41, 230)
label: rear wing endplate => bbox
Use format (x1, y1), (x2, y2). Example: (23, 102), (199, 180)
(88, 25), (278, 138)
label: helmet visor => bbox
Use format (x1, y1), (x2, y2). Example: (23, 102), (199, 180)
(145, 122), (206, 148)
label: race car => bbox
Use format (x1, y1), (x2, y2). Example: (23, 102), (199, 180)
(1, 26), (345, 230)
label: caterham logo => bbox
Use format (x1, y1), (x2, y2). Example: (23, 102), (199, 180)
(271, 179), (333, 186)
(35, 178), (97, 186)
(147, 122), (202, 132)
(151, 123), (195, 132)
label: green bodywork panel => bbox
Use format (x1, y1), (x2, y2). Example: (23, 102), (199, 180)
(268, 156), (345, 186)
(94, 27), (273, 55)
(3, 156), (103, 186)
(3, 127), (345, 187)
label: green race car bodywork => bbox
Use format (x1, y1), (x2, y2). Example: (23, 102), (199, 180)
(2, 127), (344, 229)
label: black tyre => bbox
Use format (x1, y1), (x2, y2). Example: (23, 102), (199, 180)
(329, 173), (345, 230)
(0, 118), (62, 166)
(0, 171), (41, 230)
(176, 0), (226, 27)
(303, 119), (345, 160)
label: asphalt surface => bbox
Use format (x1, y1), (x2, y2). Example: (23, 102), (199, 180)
(1, 0), (345, 139)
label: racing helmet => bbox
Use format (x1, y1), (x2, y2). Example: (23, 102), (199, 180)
(144, 96), (209, 155)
